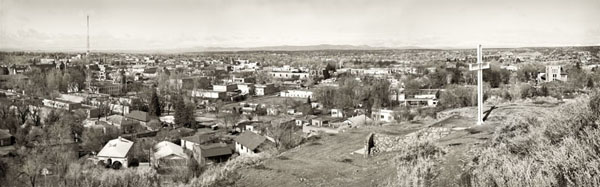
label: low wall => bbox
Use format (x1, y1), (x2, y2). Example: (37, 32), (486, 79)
(302, 125), (339, 134)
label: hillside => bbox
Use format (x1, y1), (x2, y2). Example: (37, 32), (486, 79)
(230, 100), (562, 187)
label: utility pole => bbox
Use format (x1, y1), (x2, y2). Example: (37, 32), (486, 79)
(86, 15), (90, 56)
(469, 45), (489, 125)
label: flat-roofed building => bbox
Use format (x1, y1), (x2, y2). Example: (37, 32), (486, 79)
(255, 83), (276, 96)
(213, 84), (237, 92)
(371, 109), (395, 122)
(43, 99), (82, 111)
(279, 89), (313, 99)
(191, 89), (227, 99)
(269, 71), (310, 80)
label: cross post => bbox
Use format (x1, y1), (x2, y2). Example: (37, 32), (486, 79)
(469, 44), (489, 125)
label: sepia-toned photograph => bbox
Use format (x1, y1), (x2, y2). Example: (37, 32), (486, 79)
(0, 0), (599, 186)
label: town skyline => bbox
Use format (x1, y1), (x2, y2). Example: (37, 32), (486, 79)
(1, 0), (599, 51)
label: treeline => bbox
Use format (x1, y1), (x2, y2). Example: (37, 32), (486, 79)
(313, 77), (391, 112)
(3, 66), (86, 98)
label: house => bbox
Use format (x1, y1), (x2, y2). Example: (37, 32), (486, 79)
(180, 130), (216, 151)
(194, 143), (233, 164)
(546, 65), (568, 82)
(0, 129), (15, 147)
(311, 117), (330, 127)
(236, 83), (255, 95)
(295, 115), (317, 126)
(254, 83), (277, 96)
(311, 117), (343, 128)
(103, 115), (139, 134)
(331, 108), (344, 118)
(152, 141), (189, 167)
(235, 121), (263, 134)
(96, 137), (134, 169)
(234, 131), (271, 155)
(279, 89), (313, 98)
(371, 109), (395, 122)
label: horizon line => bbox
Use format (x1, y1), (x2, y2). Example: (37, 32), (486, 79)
(1, 43), (599, 54)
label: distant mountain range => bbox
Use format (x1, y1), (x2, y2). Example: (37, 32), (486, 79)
(173, 44), (403, 53)
(2, 44), (598, 53)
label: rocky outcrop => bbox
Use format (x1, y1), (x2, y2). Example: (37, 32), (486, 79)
(370, 127), (451, 154)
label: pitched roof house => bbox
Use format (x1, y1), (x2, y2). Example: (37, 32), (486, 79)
(194, 143), (233, 164)
(234, 131), (271, 155)
(180, 130), (216, 151)
(96, 137), (134, 169)
(152, 141), (189, 167)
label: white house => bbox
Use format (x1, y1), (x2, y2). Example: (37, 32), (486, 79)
(96, 137), (134, 169)
(546, 65), (568, 82)
(371, 109), (395, 122)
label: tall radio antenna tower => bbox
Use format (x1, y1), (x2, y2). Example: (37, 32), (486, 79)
(86, 15), (90, 56)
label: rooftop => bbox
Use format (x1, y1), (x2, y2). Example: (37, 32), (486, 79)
(234, 131), (267, 151)
(197, 143), (233, 158)
(97, 137), (134, 158)
(126, 110), (151, 122)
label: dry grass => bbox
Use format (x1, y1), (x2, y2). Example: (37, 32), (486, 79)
(185, 152), (272, 187)
(386, 139), (447, 187)
(463, 95), (600, 187)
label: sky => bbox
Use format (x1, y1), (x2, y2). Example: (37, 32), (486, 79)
(0, 0), (599, 51)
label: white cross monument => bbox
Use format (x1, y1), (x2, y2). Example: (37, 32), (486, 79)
(469, 44), (490, 125)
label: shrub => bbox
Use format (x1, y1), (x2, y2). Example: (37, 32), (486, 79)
(589, 92), (600, 118)
(388, 139), (446, 187)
